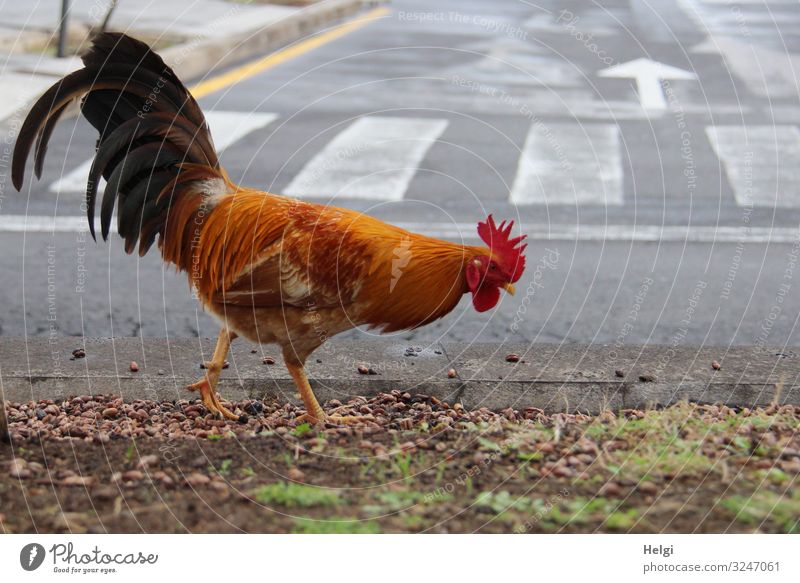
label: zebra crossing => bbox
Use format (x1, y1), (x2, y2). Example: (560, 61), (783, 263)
(46, 110), (800, 210)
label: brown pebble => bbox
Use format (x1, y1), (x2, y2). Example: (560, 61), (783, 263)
(185, 473), (211, 487)
(121, 470), (144, 483)
(505, 353), (520, 363)
(137, 455), (159, 469)
(102, 407), (119, 419)
(61, 475), (94, 487)
(357, 365), (370, 375)
(711, 360), (721, 370)
(447, 368), (457, 379)
(9, 459), (29, 479)
(638, 374), (656, 383)
(599, 482), (622, 497)
(72, 348), (86, 359)
(262, 356), (275, 365)
(615, 369), (625, 378)
(638, 481), (658, 495)
(129, 361), (139, 372)
(68, 426), (87, 438)
(398, 441), (416, 453)
(287, 468), (305, 481)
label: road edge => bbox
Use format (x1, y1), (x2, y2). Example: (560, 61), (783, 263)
(1, 338), (797, 414)
(162, 0), (382, 83)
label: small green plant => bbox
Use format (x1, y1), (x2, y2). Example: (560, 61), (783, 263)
(392, 453), (413, 479)
(241, 466), (256, 478)
(253, 482), (341, 508)
(604, 508), (640, 530)
(292, 517), (380, 534)
(216, 459), (233, 477)
(720, 491), (800, 533)
(474, 490), (530, 514)
(124, 443), (135, 463)
(292, 423), (312, 437)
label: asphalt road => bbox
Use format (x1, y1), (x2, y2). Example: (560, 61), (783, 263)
(1, 0), (799, 348)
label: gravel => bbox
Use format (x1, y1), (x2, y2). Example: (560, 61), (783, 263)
(2, 390), (573, 443)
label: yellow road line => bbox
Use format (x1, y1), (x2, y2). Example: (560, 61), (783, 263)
(189, 6), (391, 99)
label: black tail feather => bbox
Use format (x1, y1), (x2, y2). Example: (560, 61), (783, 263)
(12, 32), (219, 255)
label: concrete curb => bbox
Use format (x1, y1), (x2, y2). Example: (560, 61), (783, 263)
(0, 338), (797, 414)
(162, 0), (382, 82)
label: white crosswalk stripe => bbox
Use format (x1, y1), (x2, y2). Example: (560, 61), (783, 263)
(510, 123), (623, 205)
(48, 111), (278, 193)
(706, 125), (800, 208)
(2, 215), (798, 243)
(283, 116), (448, 201)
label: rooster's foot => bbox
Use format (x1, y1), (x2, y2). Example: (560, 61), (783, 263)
(186, 378), (239, 421)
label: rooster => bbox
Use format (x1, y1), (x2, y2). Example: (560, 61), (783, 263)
(12, 33), (526, 425)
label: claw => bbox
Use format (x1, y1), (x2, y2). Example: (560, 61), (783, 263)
(186, 378), (238, 420)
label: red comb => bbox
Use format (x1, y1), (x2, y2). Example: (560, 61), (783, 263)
(477, 215), (527, 283)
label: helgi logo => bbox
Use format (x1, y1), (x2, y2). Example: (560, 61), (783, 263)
(20, 543), (46, 571)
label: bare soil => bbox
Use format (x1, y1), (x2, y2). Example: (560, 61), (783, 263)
(1, 392), (798, 533)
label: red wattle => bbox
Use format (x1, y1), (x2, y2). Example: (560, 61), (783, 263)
(471, 285), (500, 312)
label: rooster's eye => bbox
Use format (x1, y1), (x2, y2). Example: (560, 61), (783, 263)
(489, 262), (497, 270)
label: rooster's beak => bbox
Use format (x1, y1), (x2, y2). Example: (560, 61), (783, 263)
(501, 282), (516, 295)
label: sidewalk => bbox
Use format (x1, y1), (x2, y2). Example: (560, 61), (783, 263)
(0, 0), (376, 121)
(1, 338), (797, 413)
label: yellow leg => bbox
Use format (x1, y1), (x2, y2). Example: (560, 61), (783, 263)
(285, 359), (371, 426)
(187, 328), (239, 420)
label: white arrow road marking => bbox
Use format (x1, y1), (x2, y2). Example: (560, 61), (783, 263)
(283, 116), (448, 201)
(48, 111), (278, 193)
(2, 215), (798, 244)
(510, 123), (623, 205)
(598, 58), (696, 110)
(707, 125), (800, 208)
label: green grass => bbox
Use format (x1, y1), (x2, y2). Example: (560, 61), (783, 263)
(363, 488), (453, 516)
(212, 459), (232, 477)
(253, 482), (342, 508)
(292, 423), (312, 437)
(291, 517), (380, 534)
(720, 490), (800, 533)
